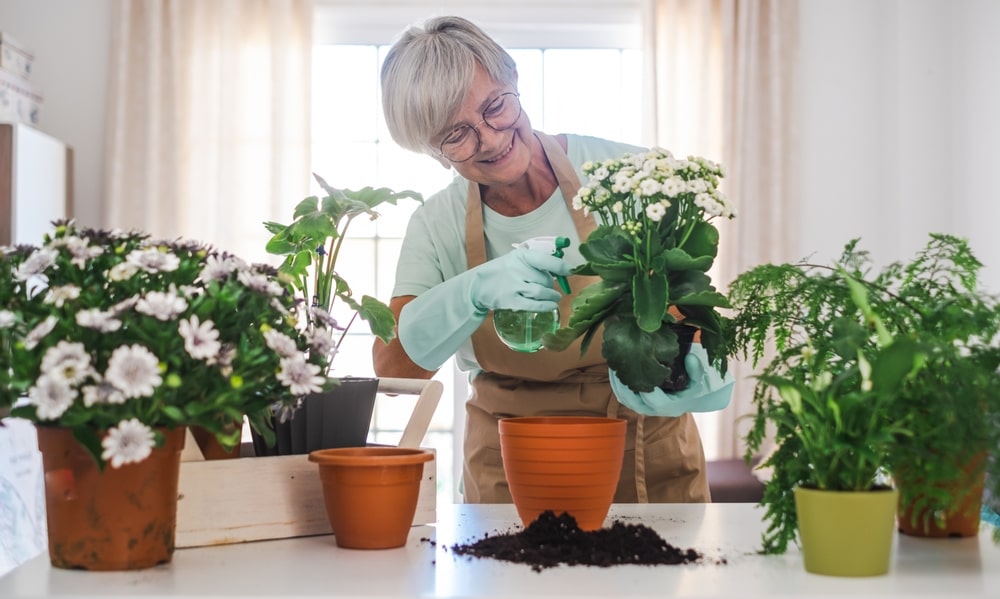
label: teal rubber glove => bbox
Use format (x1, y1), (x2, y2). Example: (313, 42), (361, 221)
(398, 248), (571, 370)
(609, 344), (734, 417)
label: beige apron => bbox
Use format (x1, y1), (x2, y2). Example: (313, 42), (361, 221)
(461, 132), (710, 504)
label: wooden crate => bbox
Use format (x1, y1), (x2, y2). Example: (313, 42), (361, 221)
(175, 378), (442, 548)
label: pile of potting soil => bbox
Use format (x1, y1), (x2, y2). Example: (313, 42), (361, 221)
(449, 510), (703, 572)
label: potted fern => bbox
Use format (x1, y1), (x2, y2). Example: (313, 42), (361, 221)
(728, 234), (1000, 572)
(727, 241), (927, 576)
(256, 174), (422, 454)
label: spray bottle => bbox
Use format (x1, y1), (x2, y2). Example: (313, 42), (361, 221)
(493, 236), (572, 352)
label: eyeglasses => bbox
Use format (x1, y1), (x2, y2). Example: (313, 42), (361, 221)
(438, 92), (522, 163)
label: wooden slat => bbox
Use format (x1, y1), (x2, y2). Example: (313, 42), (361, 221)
(175, 377), (441, 548)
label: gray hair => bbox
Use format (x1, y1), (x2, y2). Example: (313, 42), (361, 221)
(381, 16), (518, 154)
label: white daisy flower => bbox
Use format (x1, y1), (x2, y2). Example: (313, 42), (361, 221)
(62, 236), (104, 268)
(24, 316), (58, 350)
(43, 284), (81, 308)
(264, 329), (299, 358)
(28, 375), (77, 420)
(178, 315), (222, 360)
(237, 269), (284, 296)
(104, 344), (162, 398)
(82, 381), (127, 407)
(199, 254), (242, 283)
(136, 289), (188, 321)
(276, 355), (325, 395)
(307, 328), (338, 359)
(126, 248), (180, 273)
(76, 309), (123, 332)
(310, 306), (340, 330)
(14, 248), (58, 281)
(101, 418), (156, 468)
(107, 261), (140, 281)
(40, 341), (93, 385)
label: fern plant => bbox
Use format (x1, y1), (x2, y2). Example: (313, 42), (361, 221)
(729, 234), (1000, 553)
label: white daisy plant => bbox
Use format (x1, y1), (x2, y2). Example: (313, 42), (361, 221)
(0, 221), (328, 469)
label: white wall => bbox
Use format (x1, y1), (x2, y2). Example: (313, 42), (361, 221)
(0, 0), (112, 228)
(798, 0), (1000, 291)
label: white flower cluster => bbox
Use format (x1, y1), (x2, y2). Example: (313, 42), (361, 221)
(572, 147), (734, 230)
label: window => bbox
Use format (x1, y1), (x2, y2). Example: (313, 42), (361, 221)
(313, 1), (662, 505)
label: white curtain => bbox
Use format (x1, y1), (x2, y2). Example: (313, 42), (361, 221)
(104, 0), (313, 262)
(642, 0), (800, 460)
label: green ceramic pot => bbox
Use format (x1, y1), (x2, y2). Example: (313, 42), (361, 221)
(794, 486), (898, 577)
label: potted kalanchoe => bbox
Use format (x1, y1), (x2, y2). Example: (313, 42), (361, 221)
(542, 147), (735, 393)
(0, 220), (327, 464)
(258, 174), (422, 453)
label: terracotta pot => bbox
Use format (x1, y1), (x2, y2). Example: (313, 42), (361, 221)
(37, 425), (186, 570)
(795, 486), (898, 577)
(309, 446), (433, 549)
(190, 423), (241, 460)
(896, 451), (987, 538)
(499, 416), (626, 531)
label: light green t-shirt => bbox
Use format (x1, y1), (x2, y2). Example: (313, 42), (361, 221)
(392, 133), (645, 374)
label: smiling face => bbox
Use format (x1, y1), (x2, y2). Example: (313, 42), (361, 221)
(433, 63), (537, 187)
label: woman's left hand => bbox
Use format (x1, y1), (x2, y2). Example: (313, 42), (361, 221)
(609, 345), (734, 417)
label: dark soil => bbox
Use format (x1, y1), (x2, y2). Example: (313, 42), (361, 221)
(447, 510), (704, 572)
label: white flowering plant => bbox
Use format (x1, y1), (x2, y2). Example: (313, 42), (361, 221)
(542, 147), (736, 393)
(0, 221), (330, 469)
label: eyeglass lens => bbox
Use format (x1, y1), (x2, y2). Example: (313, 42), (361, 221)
(439, 92), (521, 162)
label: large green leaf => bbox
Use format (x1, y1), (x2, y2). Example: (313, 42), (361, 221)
(603, 318), (680, 392)
(542, 280), (627, 351)
(659, 247), (713, 272)
(633, 271), (667, 332)
(680, 220), (720, 260)
(579, 231), (635, 282)
(870, 338), (927, 394)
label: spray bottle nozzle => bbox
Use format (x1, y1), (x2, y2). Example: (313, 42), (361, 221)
(552, 237), (571, 294)
(513, 236), (573, 295)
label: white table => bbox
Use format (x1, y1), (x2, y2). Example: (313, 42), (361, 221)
(1, 503), (997, 598)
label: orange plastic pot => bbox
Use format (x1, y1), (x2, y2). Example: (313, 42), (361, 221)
(309, 446), (433, 549)
(37, 425), (186, 570)
(499, 416), (626, 531)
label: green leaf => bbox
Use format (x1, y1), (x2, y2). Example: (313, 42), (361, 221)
(358, 295), (396, 344)
(680, 221), (720, 260)
(541, 280), (627, 351)
(603, 317), (678, 392)
(633, 272), (667, 332)
(870, 338), (927, 393)
(660, 247), (714, 272)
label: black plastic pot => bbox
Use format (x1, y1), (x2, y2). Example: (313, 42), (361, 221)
(657, 324), (698, 393)
(251, 377), (379, 456)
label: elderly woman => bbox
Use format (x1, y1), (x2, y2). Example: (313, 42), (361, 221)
(372, 16), (728, 503)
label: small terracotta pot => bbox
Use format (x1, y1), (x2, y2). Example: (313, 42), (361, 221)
(309, 446), (433, 549)
(896, 451), (987, 538)
(191, 423), (241, 460)
(499, 416), (626, 531)
(37, 425), (186, 570)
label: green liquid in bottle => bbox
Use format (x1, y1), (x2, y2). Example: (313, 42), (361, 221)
(493, 308), (559, 352)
